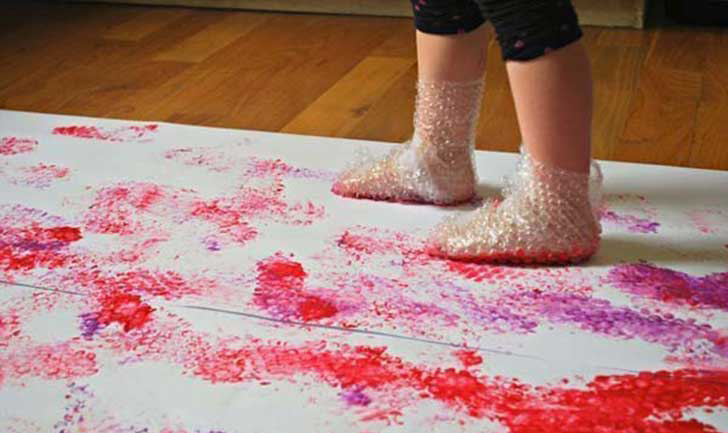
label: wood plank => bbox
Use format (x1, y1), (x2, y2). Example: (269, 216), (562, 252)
(154, 12), (269, 63)
(1, 2), (726, 170)
(3, 10), (218, 115)
(282, 56), (415, 137)
(615, 29), (707, 167)
(71, 0), (648, 27)
(590, 29), (650, 161)
(160, 14), (398, 130)
(368, 19), (416, 58)
(104, 7), (190, 41)
(690, 29), (728, 170)
(346, 64), (417, 143)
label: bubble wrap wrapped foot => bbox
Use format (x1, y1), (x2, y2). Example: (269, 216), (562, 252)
(428, 151), (603, 265)
(332, 79), (484, 205)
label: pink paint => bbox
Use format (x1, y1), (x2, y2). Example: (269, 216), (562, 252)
(83, 181), (324, 247)
(9, 163), (70, 189)
(244, 157), (335, 181)
(0, 137), (37, 155)
(164, 147), (233, 172)
(0, 311), (21, 349)
(52, 124), (158, 142)
(83, 183), (167, 235)
(687, 209), (727, 234)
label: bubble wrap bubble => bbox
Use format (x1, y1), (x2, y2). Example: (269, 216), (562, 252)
(429, 148), (603, 264)
(332, 78), (484, 205)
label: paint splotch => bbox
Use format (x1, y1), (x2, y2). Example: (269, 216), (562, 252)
(606, 263), (728, 311)
(0, 137), (37, 156)
(52, 124), (158, 142)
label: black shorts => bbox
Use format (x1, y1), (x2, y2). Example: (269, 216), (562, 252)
(411, 0), (583, 61)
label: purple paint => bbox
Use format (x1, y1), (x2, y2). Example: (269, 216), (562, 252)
(79, 313), (101, 339)
(204, 237), (222, 252)
(342, 388), (372, 406)
(605, 263), (728, 311)
(8, 240), (66, 251)
(504, 290), (728, 358)
(602, 210), (660, 234)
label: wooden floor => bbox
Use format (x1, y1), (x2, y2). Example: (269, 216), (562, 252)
(1, 1), (726, 170)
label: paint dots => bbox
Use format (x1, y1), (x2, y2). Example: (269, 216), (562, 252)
(605, 263), (728, 311)
(0, 137), (38, 155)
(602, 210), (660, 234)
(52, 124), (158, 142)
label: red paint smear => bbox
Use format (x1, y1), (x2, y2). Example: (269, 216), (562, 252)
(0, 137), (37, 155)
(336, 229), (417, 257)
(0, 311), (21, 349)
(72, 269), (201, 300)
(52, 124), (158, 142)
(28, 163), (69, 177)
(447, 261), (518, 283)
(192, 341), (728, 431)
(299, 297), (339, 321)
(189, 199), (258, 243)
(44, 226), (82, 242)
(84, 184), (165, 235)
(254, 254), (338, 322)
(0, 225), (82, 272)
(2, 344), (97, 383)
(96, 293), (154, 332)
(454, 349), (483, 368)
(247, 158), (294, 177)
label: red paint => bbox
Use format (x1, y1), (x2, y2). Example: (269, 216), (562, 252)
(190, 339), (728, 432)
(298, 296), (339, 321)
(254, 254), (338, 322)
(72, 269), (201, 300)
(84, 184), (165, 235)
(447, 261), (519, 283)
(96, 293), (154, 332)
(52, 124), (158, 142)
(0, 225), (82, 272)
(2, 343), (97, 383)
(0, 137), (37, 155)
(454, 349), (483, 368)
(0, 311), (21, 349)
(45, 226), (82, 242)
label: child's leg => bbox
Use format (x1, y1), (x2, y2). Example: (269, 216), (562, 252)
(332, 1), (488, 205)
(508, 40), (592, 173)
(430, 0), (602, 264)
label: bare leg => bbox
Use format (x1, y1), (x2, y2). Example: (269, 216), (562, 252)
(507, 41), (593, 173)
(332, 24), (489, 205)
(416, 24), (489, 82)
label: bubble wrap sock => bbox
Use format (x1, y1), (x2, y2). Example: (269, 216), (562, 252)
(332, 78), (484, 205)
(428, 148), (603, 264)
